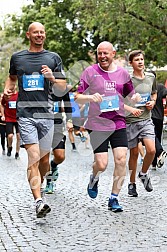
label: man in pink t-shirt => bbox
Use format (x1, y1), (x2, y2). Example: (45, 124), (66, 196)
(75, 41), (136, 212)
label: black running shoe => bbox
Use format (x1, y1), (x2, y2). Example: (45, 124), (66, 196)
(138, 172), (153, 192)
(128, 183), (138, 197)
(15, 152), (20, 160)
(7, 147), (12, 157)
(72, 146), (77, 152)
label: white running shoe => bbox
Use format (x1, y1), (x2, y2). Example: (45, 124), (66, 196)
(157, 151), (167, 168)
(36, 200), (51, 218)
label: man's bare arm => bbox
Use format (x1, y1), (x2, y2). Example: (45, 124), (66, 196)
(75, 92), (103, 104)
(41, 65), (66, 91)
(4, 75), (17, 99)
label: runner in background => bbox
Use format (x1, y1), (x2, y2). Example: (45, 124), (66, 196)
(0, 94), (6, 155)
(125, 50), (157, 197)
(151, 81), (167, 169)
(45, 90), (73, 193)
(68, 86), (87, 151)
(1, 89), (20, 159)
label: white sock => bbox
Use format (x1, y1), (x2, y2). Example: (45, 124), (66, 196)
(35, 198), (42, 203)
(140, 171), (147, 176)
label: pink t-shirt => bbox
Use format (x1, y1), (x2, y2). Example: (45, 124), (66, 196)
(78, 64), (134, 131)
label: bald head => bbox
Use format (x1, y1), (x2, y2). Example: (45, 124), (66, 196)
(26, 22), (46, 51)
(96, 41), (116, 71)
(28, 22), (45, 32)
(97, 41), (114, 52)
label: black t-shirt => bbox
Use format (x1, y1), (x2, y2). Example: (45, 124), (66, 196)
(151, 83), (167, 121)
(9, 49), (65, 119)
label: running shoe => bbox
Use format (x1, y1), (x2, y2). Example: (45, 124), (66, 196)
(52, 181), (56, 191)
(45, 182), (54, 194)
(157, 151), (167, 168)
(36, 200), (51, 218)
(80, 135), (87, 142)
(108, 198), (123, 212)
(150, 165), (156, 170)
(50, 161), (59, 181)
(2, 150), (5, 155)
(72, 146), (77, 152)
(87, 175), (99, 199)
(52, 169), (59, 181)
(128, 183), (138, 197)
(138, 172), (153, 192)
(15, 152), (20, 160)
(7, 147), (12, 157)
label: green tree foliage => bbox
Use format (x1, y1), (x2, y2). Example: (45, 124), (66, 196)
(156, 71), (167, 83)
(4, 0), (92, 69)
(70, 0), (167, 67)
(0, 30), (26, 92)
(3, 0), (167, 69)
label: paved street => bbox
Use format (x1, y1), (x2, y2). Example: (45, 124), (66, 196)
(1, 132), (167, 252)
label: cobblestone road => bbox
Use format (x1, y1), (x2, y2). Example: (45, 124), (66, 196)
(0, 133), (167, 252)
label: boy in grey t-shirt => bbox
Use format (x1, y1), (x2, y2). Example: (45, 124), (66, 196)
(125, 50), (157, 197)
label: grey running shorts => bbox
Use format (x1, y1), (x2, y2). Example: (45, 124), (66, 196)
(18, 117), (54, 151)
(126, 119), (155, 149)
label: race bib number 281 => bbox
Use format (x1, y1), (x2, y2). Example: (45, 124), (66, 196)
(23, 75), (44, 91)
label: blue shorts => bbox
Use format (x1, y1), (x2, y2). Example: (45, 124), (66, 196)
(18, 117), (54, 151)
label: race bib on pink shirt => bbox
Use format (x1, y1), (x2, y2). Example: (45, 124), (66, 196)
(100, 95), (119, 112)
